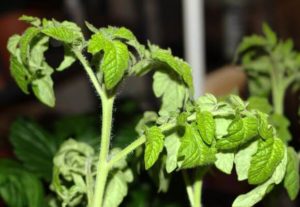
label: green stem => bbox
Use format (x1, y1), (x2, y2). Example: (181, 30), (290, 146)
(270, 56), (284, 115)
(92, 94), (114, 207)
(182, 171), (194, 207)
(193, 172), (203, 207)
(108, 136), (146, 169)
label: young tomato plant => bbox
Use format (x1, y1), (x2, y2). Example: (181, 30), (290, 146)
(237, 23), (300, 202)
(2, 16), (296, 207)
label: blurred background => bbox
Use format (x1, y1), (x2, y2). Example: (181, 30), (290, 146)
(0, 0), (299, 206)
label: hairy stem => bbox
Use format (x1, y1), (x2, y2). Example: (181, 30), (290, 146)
(193, 170), (203, 207)
(108, 136), (146, 169)
(182, 171), (195, 207)
(93, 93), (114, 207)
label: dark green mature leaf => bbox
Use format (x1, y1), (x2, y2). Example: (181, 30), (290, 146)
(144, 126), (165, 169)
(10, 118), (58, 181)
(284, 147), (299, 200)
(0, 159), (45, 207)
(153, 70), (188, 116)
(248, 138), (285, 185)
(196, 111), (215, 145)
(32, 75), (55, 107)
(10, 56), (30, 94)
(88, 32), (129, 89)
(216, 117), (258, 150)
(178, 124), (216, 169)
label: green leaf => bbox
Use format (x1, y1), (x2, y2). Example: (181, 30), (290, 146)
(149, 44), (193, 91)
(144, 126), (165, 169)
(247, 96), (272, 114)
(196, 111), (215, 145)
(237, 35), (266, 54)
(153, 70), (188, 116)
(10, 118), (58, 181)
(196, 93), (218, 112)
(248, 138), (285, 185)
(216, 117), (258, 151)
(215, 118), (232, 139)
(103, 169), (133, 207)
(234, 141), (258, 181)
(257, 112), (274, 140)
(7, 34), (21, 54)
(88, 32), (129, 89)
(215, 152), (234, 174)
(262, 23), (277, 46)
(10, 56), (30, 94)
(269, 114), (291, 143)
(32, 75), (55, 107)
(0, 159), (45, 207)
(20, 27), (40, 64)
(29, 36), (51, 73)
(284, 147), (299, 200)
(135, 111), (158, 136)
(178, 124), (216, 169)
(164, 133), (181, 173)
(42, 21), (83, 43)
(19, 15), (41, 27)
(56, 46), (76, 71)
(232, 147), (287, 207)
(229, 95), (246, 110)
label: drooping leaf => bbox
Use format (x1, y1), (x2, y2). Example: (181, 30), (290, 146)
(248, 138), (285, 185)
(196, 111), (215, 145)
(144, 126), (165, 169)
(29, 36), (50, 73)
(216, 117), (258, 151)
(215, 152), (234, 174)
(7, 34), (21, 54)
(164, 133), (181, 173)
(233, 147), (287, 207)
(10, 118), (58, 181)
(10, 56), (30, 94)
(103, 169), (133, 207)
(234, 141), (258, 181)
(88, 32), (129, 89)
(20, 27), (40, 64)
(178, 124), (216, 169)
(32, 75), (55, 107)
(19, 15), (41, 27)
(56, 45), (76, 71)
(153, 70), (188, 116)
(284, 147), (299, 200)
(0, 159), (45, 207)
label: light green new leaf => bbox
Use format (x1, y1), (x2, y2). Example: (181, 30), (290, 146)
(196, 93), (218, 112)
(144, 126), (165, 169)
(32, 75), (55, 107)
(150, 44), (193, 90)
(215, 152), (234, 174)
(284, 147), (299, 200)
(29, 36), (50, 72)
(178, 124), (216, 169)
(234, 141), (258, 181)
(153, 70), (188, 116)
(135, 111), (158, 136)
(20, 27), (40, 64)
(257, 112), (273, 140)
(233, 147), (287, 207)
(88, 32), (129, 89)
(42, 21), (82, 43)
(196, 111), (215, 145)
(247, 96), (272, 114)
(215, 118), (232, 139)
(103, 169), (133, 207)
(56, 46), (76, 71)
(229, 95), (246, 110)
(10, 56), (30, 94)
(7, 34), (21, 54)
(216, 117), (258, 150)
(164, 133), (181, 173)
(19, 15), (41, 27)
(248, 138), (284, 185)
